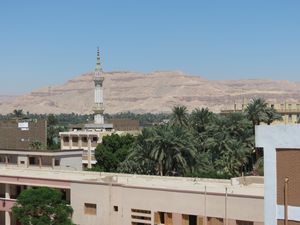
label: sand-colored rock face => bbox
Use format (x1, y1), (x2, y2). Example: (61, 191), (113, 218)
(0, 71), (300, 114)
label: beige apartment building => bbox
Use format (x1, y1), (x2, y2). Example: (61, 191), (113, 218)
(59, 130), (112, 168)
(0, 167), (264, 225)
(221, 102), (300, 124)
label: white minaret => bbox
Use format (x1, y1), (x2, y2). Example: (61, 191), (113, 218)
(93, 47), (105, 124)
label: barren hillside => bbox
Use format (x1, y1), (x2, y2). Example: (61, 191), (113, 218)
(0, 71), (300, 115)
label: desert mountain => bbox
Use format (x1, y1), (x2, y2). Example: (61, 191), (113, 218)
(0, 71), (300, 115)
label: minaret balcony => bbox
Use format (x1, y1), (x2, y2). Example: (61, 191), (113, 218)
(93, 105), (105, 114)
(94, 76), (104, 85)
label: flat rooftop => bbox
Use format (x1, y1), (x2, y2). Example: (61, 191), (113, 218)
(0, 166), (263, 197)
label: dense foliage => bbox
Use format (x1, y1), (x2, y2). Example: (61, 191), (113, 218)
(95, 98), (282, 178)
(94, 133), (136, 172)
(1, 98), (281, 178)
(12, 187), (74, 225)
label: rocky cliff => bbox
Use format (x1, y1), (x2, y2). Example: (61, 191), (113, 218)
(0, 71), (299, 114)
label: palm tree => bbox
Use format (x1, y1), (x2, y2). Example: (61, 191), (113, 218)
(170, 105), (189, 127)
(127, 128), (157, 173)
(215, 140), (250, 177)
(244, 98), (268, 133)
(13, 109), (24, 118)
(190, 108), (214, 133)
(263, 107), (282, 125)
(149, 125), (195, 176)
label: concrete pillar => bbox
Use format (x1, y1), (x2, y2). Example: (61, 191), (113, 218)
(69, 135), (73, 150)
(87, 137), (92, 169)
(5, 156), (8, 166)
(60, 136), (64, 149)
(5, 211), (10, 225)
(172, 213), (182, 225)
(52, 157), (55, 169)
(79, 136), (82, 149)
(38, 157), (42, 168)
(5, 184), (10, 199)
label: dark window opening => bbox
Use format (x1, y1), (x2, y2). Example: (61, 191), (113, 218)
(114, 206), (118, 212)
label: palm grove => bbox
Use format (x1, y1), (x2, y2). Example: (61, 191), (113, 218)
(94, 98), (281, 178)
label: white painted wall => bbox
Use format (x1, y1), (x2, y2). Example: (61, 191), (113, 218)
(256, 125), (300, 225)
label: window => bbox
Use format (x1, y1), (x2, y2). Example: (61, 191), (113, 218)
(82, 137), (88, 143)
(288, 114), (292, 122)
(92, 137), (98, 143)
(55, 159), (60, 166)
(131, 209), (151, 214)
(72, 137), (78, 143)
(114, 206), (118, 212)
(63, 137), (69, 142)
(29, 157), (35, 165)
(84, 203), (97, 215)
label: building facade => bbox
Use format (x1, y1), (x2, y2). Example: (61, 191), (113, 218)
(0, 148), (82, 170)
(0, 167), (264, 225)
(220, 102), (300, 124)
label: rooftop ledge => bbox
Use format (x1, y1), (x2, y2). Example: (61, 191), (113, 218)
(0, 166), (264, 197)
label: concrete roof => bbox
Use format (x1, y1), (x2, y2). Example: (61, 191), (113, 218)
(0, 149), (83, 156)
(0, 166), (263, 197)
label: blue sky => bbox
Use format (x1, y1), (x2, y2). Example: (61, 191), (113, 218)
(0, 1), (300, 94)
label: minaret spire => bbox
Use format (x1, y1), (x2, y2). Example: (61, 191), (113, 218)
(95, 47), (102, 72)
(93, 47), (105, 125)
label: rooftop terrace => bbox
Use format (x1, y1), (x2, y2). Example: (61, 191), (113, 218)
(0, 166), (264, 197)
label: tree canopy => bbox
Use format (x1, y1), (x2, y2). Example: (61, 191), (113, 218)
(12, 187), (74, 225)
(94, 133), (136, 172)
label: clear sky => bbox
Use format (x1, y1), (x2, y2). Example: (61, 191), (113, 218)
(0, 1), (300, 95)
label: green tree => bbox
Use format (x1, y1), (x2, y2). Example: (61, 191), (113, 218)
(13, 109), (24, 118)
(121, 128), (157, 174)
(263, 107), (282, 125)
(95, 133), (135, 172)
(254, 156), (264, 176)
(245, 98), (268, 133)
(190, 108), (214, 133)
(149, 125), (196, 176)
(170, 105), (189, 127)
(12, 187), (74, 225)
(30, 140), (44, 150)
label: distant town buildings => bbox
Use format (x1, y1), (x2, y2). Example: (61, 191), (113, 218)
(220, 101), (300, 124)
